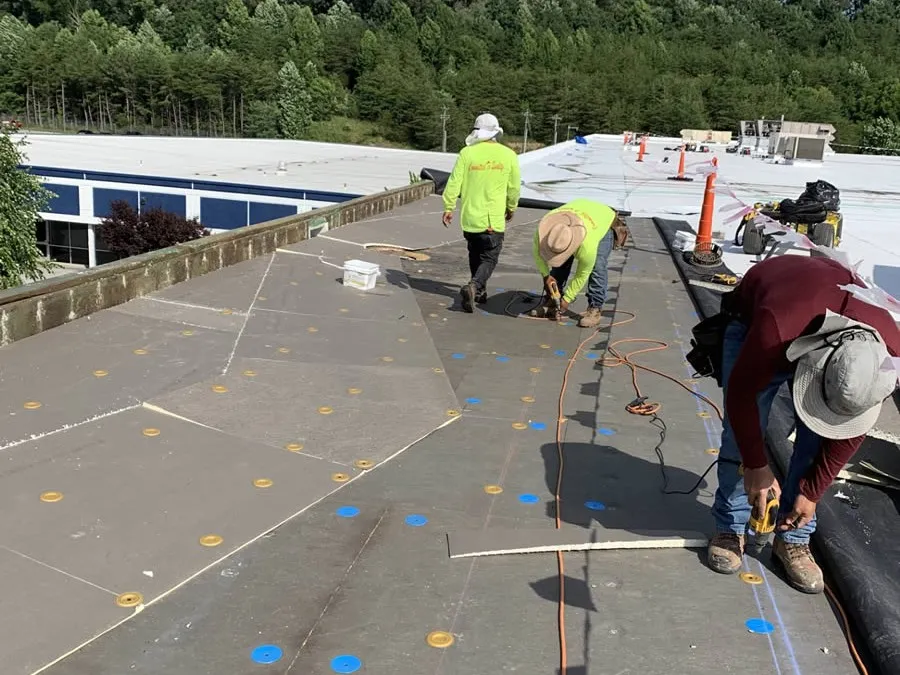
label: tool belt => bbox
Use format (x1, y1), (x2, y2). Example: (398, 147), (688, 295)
(612, 221), (630, 249)
(685, 290), (739, 387)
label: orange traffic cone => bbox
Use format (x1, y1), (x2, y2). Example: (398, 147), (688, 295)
(636, 135), (647, 162)
(667, 145), (694, 182)
(694, 157), (718, 255)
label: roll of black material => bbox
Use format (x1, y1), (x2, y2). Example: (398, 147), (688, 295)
(518, 197), (565, 210)
(420, 168), (450, 192)
(653, 217), (733, 318)
(518, 197), (633, 216)
(766, 391), (898, 674)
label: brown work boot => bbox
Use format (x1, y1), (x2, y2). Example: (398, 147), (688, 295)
(529, 301), (558, 319)
(707, 532), (744, 574)
(460, 282), (476, 313)
(578, 306), (603, 328)
(773, 539), (824, 594)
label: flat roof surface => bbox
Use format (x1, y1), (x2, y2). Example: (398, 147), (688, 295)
(0, 197), (858, 674)
(19, 133), (457, 196)
(520, 135), (900, 298)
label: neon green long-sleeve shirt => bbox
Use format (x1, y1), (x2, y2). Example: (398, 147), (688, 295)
(442, 141), (521, 233)
(533, 199), (616, 304)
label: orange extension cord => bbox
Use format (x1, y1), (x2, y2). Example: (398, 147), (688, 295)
(551, 308), (869, 675)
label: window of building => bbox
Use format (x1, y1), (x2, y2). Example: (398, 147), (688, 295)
(35, 221), (48, 257)
(94, 224), (122, 265)
(38, 220), (90, 266)
(35, 220), (124, 267)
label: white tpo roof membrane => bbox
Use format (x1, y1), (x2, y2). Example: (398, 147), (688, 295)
(19, 132), (457, 196)
(519, 134), (900, 303)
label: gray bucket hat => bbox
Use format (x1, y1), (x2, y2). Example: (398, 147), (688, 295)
(787, 310), (897, 439)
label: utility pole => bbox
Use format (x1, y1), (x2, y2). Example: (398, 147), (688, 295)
(551, 114), (561, 145)
(440, 106), (449, 153)
(522, 110), (531, 153)
(566, 125), (578, 141)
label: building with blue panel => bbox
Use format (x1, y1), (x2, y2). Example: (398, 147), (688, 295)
(22, 133), (455, 269)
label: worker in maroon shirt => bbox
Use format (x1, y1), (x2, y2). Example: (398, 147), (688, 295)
(709, 255), (900, 593)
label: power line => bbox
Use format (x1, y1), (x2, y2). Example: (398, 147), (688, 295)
(440, 106), (449, 153)
(522, 110), (531, 153)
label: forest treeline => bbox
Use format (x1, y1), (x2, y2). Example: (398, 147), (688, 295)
(1, 0), (900, 153)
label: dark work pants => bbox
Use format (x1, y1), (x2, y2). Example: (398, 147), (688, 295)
(463, 230), (504, 293)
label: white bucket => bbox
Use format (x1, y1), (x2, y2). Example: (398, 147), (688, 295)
(343, 259), (381, 291)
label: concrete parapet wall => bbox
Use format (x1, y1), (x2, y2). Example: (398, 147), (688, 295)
(0, 181), (434, 346)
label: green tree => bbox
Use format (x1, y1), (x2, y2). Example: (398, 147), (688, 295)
(0, 130), (53, 288)
(304, 62), (345, 120)
(277, 60), (312, 138)
(862, 116), (900, 155)
(7, 0), (900, 152)
(218, 0), (251, 49)
(244, 99), (280, 138)
(289, 6), (323, 67)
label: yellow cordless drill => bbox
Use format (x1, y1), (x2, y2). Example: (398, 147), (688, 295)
(739, 465), (779, 554)
(747, 488), (779, 555)
(546, 277), (561, 318)
(530, 277), (562, 319)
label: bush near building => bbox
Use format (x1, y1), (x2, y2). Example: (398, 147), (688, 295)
(0, 128), (54, 289)
(99, 201), (209, 258)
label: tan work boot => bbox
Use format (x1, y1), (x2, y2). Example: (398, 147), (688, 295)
(578, 306), (603, 328)
(707, 532), (744, 574)
(773, 539), (824, 594)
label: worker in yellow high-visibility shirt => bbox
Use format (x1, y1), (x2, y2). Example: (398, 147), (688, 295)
(532, 199), (628, 328)
(442, 113), (521, 313)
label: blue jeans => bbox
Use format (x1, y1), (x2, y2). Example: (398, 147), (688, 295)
(550, 229), (614, 308)
(714, 320), (820, 544)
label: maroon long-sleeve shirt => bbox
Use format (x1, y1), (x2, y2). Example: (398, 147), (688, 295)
(727, 255), (900, 502)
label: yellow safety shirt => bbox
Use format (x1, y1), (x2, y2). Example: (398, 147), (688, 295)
(532, 199), (616, 303)
(442, 141), (521, 233)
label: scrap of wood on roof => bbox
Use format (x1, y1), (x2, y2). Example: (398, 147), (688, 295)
(446, 527), (709, 559)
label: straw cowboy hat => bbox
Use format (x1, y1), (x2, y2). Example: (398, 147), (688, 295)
(787, 310), (897, 439)
(537, 210), (587, 268)
(465, 113), (503, 146)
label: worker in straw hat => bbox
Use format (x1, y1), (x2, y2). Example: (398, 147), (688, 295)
(442, 113), (521, 313)
(532, 199), (628, 327)
(708, 254), (900, 594)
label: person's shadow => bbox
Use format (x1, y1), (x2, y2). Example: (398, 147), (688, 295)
(529, 440), (710, 675)
(403, 271), (544, 317)
(539, 440), (711, 537)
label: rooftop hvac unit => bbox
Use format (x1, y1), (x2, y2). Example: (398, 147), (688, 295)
(795, 137), (827, 161)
